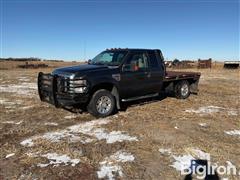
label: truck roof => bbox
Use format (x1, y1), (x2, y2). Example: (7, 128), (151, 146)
(105, 48), (160, 52)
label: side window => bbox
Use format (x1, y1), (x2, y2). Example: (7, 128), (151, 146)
(124, 52), (149, 71)
(148, 51), (159, 68)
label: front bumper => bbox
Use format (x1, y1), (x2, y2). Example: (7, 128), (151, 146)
(38, 72), (89, 107)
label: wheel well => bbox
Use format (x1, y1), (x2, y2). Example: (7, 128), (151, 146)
(90, 83), (120, 109)
(91, 83), (114, 95)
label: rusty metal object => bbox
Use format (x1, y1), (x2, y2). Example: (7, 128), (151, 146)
(198, 58), (212, 69)
(18, 62), (48, 69)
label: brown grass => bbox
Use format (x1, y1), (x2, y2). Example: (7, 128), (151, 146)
(0, 60), (82, 70)
(0, 61), (239, 179)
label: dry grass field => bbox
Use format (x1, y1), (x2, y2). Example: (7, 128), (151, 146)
(0, 61), (239, 180)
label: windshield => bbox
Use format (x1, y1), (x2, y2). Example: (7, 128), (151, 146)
(90, 51), (128, 66)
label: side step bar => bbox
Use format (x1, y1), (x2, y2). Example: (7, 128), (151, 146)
(121, 93), (159, 102)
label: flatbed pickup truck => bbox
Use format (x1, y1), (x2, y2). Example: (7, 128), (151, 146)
(38, 48), (201, 117)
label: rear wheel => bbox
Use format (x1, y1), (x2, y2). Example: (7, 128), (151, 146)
(174, 80), (190, 99)
(87, 89), (116, 118)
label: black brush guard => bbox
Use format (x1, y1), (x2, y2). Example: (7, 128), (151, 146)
(38, 72), (60, 107)
(38, 72), (90, 107)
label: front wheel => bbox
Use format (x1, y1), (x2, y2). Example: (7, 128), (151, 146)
(174, 80), (190, 99)
(87, 89), (116, 118)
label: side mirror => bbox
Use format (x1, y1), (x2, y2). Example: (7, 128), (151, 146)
(87, 59), (92, 64)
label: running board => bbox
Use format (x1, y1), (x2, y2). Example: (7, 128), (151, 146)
(121, 93), (159, 102)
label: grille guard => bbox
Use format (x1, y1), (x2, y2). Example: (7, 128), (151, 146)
(38, 72), (60, 107)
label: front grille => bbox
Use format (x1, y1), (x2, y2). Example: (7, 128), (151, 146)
(57, 76), (69, 93)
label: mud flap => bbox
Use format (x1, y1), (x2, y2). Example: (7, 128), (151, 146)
(190, 80), (199, 94)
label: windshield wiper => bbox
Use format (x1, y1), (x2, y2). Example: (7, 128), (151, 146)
(91, 61), (105, 65)
(91, 61), (119, 66)
(107, 62), (119, 66)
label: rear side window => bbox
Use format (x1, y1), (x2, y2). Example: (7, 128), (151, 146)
(125, 52), (149, 71)
(148, 51), (159, 68)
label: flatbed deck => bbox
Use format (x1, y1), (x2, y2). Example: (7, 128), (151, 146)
(164, 71), (201, 81)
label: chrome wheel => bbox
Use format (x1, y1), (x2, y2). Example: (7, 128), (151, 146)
(96, 96), (112, 114)
(181, 83), (189, 97)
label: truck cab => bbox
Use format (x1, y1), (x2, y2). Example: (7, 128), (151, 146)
(38, 48), (200, 117)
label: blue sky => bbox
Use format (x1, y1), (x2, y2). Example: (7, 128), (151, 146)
(0, 0), (239, 61)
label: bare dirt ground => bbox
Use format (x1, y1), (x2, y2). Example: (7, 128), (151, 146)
(0, 63), (239, 180)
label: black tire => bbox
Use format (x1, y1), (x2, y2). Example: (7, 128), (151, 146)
(87, 89), (116, 118)
(174, 80), (190, 99)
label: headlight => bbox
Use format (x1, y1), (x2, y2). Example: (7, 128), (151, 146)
(74, 87), (87, 93)
(71, 79), (88, 93)
(73, 79), (87, 85)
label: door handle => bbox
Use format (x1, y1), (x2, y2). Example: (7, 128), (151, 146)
(144, 71), (151, 78)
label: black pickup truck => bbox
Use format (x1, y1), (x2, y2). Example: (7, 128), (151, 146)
(38, 48), (201, 117)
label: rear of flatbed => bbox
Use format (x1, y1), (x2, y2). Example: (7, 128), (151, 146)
(163, 71), (201, 95)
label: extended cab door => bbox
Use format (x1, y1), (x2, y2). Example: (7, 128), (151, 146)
(119, 51), (153, 98)
(145, 50), (165, 93)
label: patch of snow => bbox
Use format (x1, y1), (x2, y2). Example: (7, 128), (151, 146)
(89, 130), (138, 144)
(106, 131), (138, 143)
(2, 121), (15, 124)
(199, 123), (208, 127)
(37, 153), (80, 167)
(185, 106), (224, 114)
(0, 99), (14, 105)
(0, 82), (37, 96)
(117, 111), (130, 117)
(109, 150), (135, 162)
(44, 122), (58, 126)
(170, 154), (194, 171)
(21, 106), (34, 110)
(18, 77), (30, 82)
(64, 115), (78, 119)
(41, 131), (69, 142)
(97, 151), (134, 180)
(186, 106), (238, 116)
(6, 109), (15, 113)
(174, 126), (179, 129)
(20, 118), (138, 146)
(68, 136), (94, 144)
(1, 81), (11, 83)
(6, 153), (15, 158)
(5, 106), (14, 109)
(20, 138), (34, 147)
(15, 121), (23, 125)
(97, 164), (123, 180)
(159, 148), (172, 155)
(225, 130), (240, 137)
(170, 148), (210, 172)
(227, 110), (238, 116)
(26, 152), (39, 157)
(0, 98), (22, 107)
(187, 148), (210, 160)
(226, 161), (235, 167)
(2, 120), (23, 125)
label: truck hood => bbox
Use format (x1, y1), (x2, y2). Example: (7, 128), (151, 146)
(53, 64), (112, 74)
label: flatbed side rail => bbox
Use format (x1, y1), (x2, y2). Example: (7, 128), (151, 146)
(38, 72), (59, 107)
(164, 73), (201, 82)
